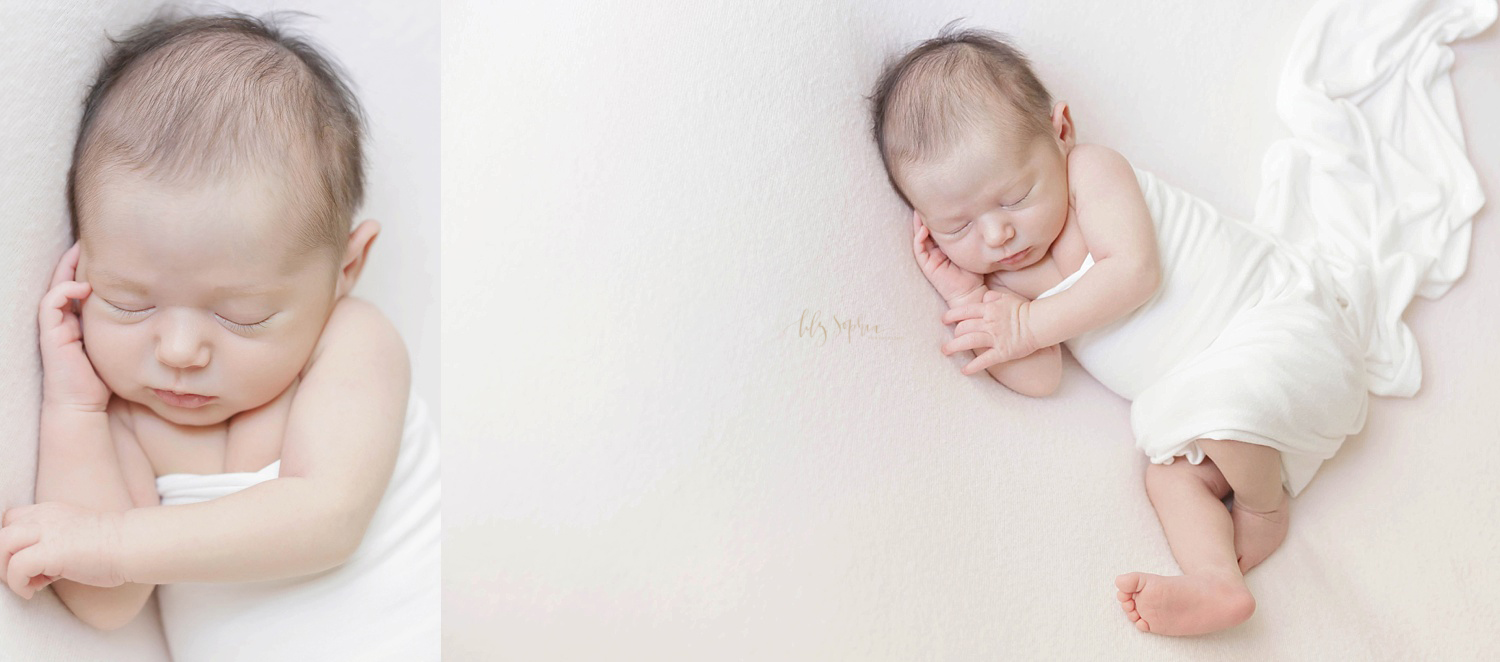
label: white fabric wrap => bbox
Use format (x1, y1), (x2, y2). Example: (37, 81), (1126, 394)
(154, 393), (442, 662)
(1062, 0), (1493, 496)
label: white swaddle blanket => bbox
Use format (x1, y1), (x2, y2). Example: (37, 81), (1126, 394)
(1047, 0), (1491, 497)
(154, 393), (441, 662)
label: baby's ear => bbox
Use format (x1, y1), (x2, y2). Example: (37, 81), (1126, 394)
(1050, 101), (1075, 148)
(335, 220), (381, 298)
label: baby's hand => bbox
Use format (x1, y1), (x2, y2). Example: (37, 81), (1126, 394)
(0, 503), (125, 599)
(39, 243), (110, 412)
(940, 289), (1040, 375)
(912, 212), (984, 305)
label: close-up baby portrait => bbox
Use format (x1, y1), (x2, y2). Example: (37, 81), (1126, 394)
(1, 3), (437, 661)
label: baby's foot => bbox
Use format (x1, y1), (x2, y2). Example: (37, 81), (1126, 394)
(1114, 572), (1255, 636)
(1230, 490), (1289, 574)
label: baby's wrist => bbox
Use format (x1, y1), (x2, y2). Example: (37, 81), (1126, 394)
(945, 285), (987, 308)
(41, 393), (109, 416)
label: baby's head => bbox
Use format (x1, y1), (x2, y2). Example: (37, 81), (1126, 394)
(872, 27), (1074, 274)
(69, 13), (375, 425)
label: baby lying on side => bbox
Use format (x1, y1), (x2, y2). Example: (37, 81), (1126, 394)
(0, 13), (438, 659)
(871, 30), (1375, 635)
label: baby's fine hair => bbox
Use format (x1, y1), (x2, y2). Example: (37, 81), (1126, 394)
(67, 11), (366, 257)
(870, 25), (1053, 205)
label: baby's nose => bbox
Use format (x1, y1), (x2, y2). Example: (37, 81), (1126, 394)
(156, 315), (211, 369)
(981, 217), (1013, 247)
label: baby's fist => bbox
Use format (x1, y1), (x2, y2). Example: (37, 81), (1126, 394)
(0, 503), (125, 599)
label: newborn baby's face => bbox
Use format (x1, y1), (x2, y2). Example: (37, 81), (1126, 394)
(76, 169), (340, 427)
(901, 132), (1069, 275)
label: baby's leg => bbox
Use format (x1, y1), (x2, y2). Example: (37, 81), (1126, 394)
(1115, 459), (1256, 635)
(1197, 439), (1289, 574)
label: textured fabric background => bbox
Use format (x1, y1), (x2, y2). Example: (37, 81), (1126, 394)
(446, 0), (1500, 657)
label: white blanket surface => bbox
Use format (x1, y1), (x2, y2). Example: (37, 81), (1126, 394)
(453, 0), (1500, 657)
(154, 394), (440, 662)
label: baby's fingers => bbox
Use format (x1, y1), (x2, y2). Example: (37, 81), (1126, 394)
(49, 243), (82, 290)
(942, 331), (991, 357)
(6, 547), (48, 599)
(942, 303), (983, 325)
(39, 281), (92, 330)
(954, 318), (983, 336)
(962, 348), (1007, 376)
(0, 527), (41, 599)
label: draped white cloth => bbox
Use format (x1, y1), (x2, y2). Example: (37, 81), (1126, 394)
(155, 393), (441, 662)
(1055, 0), (1493, 496)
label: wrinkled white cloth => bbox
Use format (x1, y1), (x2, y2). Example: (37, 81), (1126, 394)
(154, 393), (441, 662)
(1256, 0), (1493, 398)
(1064, 168), (1369, 497)
(1055, 0), (1492, 497)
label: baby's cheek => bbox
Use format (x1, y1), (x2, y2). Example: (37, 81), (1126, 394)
(79, 323), (134, 388)
(236, 342), (311, 399)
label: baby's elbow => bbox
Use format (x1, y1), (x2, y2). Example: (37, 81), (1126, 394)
(1014, 374), (1061, 398)
(999, 370), (1061, 398)
(1136, 260), (1163, 304)
(63, 596), (143, 632)
(316, 501), (374, 570)
(84, 609), (136, 632)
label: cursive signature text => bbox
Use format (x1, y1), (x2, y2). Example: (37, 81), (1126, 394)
(783, 309), (900, 346)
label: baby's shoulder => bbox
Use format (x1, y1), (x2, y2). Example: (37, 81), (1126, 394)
(305, 297), (410, 378)
(1065, 143), (1135, 189)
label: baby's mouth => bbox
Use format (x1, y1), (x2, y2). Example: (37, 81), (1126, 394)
(997, 247), (1031, 266)
(152, 388), (216, 409)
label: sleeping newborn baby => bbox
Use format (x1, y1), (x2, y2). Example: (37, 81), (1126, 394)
(872, 30), (1392, 636)
(0, 13), (438, 660)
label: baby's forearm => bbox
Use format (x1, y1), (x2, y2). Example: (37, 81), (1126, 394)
(977, 345), (1061, 397)
(116, 476), (370, 585)
(35, 406), (132, 511)
(947, 288), (1062, 396)
(1023, 255), (1159, 348)
(36, 405), (156, 630)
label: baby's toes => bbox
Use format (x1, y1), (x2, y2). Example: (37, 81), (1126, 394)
(1114, 572), (1146, 595)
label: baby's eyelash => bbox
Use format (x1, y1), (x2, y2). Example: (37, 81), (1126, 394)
(1002, 188), (1034, 208)
(104, 300), (153, 317)
(216, 314), (273, 332)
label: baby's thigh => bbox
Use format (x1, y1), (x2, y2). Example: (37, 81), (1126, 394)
(1195, 438), (1282, 487)
(1146, 456), (1232, 499)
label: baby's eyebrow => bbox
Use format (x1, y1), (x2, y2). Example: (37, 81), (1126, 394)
(86, 270), (281, 298)
(209, 283), (283, 297)
(86, 270), (148, 294)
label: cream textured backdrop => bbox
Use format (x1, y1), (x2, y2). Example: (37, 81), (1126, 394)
(0, 2), (436, 659)
(446, 0), (1500, 658)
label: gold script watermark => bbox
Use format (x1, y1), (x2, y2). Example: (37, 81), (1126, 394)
(783, 309), (901, 346)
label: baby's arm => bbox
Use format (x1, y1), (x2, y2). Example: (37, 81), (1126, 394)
(945, 287), (1062, 397)
(20, 244), (158, 629)
(35, 403), (161, 630)
(1020, 144), (1161, 348)
(113, 299), (409, 584)
(2, 299), (408, 600)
